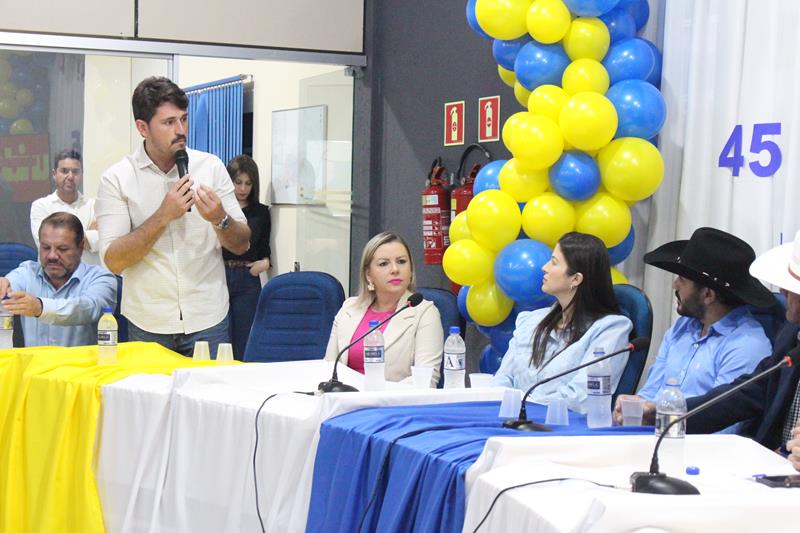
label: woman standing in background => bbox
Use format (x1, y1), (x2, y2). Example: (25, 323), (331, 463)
(224, 154), (271, 360)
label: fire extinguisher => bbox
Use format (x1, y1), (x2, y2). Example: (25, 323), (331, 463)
(422, 157), (451, 265)
(451, 143), (493, 221)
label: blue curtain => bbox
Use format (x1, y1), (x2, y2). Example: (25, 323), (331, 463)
(183, 76), (244, 165)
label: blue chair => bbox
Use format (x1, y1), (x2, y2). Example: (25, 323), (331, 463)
(746, 292), (786, 345)
(243, 271), (345, 363)
(613, 283), (654, 396)
(0, 243), (37, 276)
(417, 287), (463, 388)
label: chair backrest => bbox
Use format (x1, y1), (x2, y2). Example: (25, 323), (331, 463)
(416, 287), (463, 388)
(613, 283), (654, 396)
(746, 293), (787, 345)
(244, 271), (345, 363)
(0, 243), (37, 276)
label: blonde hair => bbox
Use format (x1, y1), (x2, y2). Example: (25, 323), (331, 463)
(357, 231), (415, 305)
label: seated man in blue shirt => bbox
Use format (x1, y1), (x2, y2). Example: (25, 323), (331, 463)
(613, 227), (774, 423)
(0, 212), (117, 347)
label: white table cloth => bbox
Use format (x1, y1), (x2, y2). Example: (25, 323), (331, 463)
(97, 360), (510, 532)
(463, 435), (800, 533)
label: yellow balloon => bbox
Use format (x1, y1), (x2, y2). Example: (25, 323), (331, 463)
(561, 58), (609, 95)
(498, 65), (516, 88)
(509, 113), (564, 169)
(526, 0), (571, 43)
(15, 88), (33, 108)
(9, 118), (33, 135)
(466, 189), (522, 252)
(502, 111), (530, 148)
(521, 192), (575, 247)
(475, 0), (532, 40)
(0, 97), (20, 120)
(610, 267), (629, 285)
(442, 239), (494, 286)
(574, 191), (631, 247)
(0, 58), (10, 84)
(527, 84), (568, 122)
(513, 81), (531, 107)
(498, 158), (549, 202)
(559, 92), (617, 151)
(0, 81), (16, 99)
(597, 137), (665, 202)
(466, 278), (514, 326)
(449, 211), (472, 243)
(563, 17), (610, 61)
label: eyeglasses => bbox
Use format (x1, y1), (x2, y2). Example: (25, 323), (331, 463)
(55, 167), (82, 176)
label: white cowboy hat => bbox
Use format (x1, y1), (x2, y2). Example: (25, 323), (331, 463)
(749, 229), (800, 295)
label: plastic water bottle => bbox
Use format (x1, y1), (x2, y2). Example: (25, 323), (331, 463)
(0, 298), (12, 349)
(586, 347), (612, 428)
(363, 320), (385, 391)
(97, 307), (118, 365)
(655, 378), (687, 437)
(443, 326), (466, 388)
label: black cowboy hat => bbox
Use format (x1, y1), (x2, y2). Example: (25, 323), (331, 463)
(643, 227), (776, 308)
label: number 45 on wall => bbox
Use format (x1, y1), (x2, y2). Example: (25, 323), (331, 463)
(718, 122), (782, 177)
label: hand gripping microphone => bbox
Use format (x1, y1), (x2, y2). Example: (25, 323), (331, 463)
(630, 345), (800, 495)
(174, 149), (191, 211)
(503, 337), (650, 432)
(318, 293), (425, 394)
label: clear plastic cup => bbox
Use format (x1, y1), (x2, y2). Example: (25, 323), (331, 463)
(620, 397), (646, 426)
(192, 341), (210, 361)
(469, 373), (494, 388)
(411, 365), (434, 389)
(216, 343), (234, 364)
(545, 397), (569, 426)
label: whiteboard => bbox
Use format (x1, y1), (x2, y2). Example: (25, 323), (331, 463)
(271, 105), (327, 205)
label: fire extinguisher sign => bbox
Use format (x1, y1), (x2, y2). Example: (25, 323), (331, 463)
(443, 101), (465, 147)
(478, 96), (500, 142)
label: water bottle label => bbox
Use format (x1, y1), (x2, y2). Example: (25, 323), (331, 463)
(656, 413), (686, 438)
(1, 316), (12, 330)
(586, 375), (611, 396)
(98, 331), (118, 346)
(364, 346), (384, 364)
(444, 351), (465, 371)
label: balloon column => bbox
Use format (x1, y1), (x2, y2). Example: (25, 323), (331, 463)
(0, 50), (50, 136)
(453, 0), (664, 372)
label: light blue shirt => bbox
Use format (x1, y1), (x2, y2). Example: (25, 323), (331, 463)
(5, 260), (117, 347)
(637, 306), (772, 401)
(493, 307), (633, 413)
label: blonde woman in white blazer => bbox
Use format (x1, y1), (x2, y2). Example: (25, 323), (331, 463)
(325, 232), (443, 385)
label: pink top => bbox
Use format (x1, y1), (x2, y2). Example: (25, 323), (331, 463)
(347, 307), (394, 374)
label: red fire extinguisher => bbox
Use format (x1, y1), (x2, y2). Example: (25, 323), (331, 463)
(422, 158), (451, 265)
(451, 163), (481, 222)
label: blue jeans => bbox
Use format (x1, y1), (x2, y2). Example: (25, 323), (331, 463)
(127, 316), (230, 358)
(225, 266), (262, 361)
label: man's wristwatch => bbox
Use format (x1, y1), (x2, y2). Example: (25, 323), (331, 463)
(214, 214), (231, 230)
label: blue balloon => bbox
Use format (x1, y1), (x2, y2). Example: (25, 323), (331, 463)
(643, 40), (662, 87)
(563, 0), (622, 17)
(479, 344), (504, 374)
(492, 36), (532, 71)
(466, 0), (492, 40)
(0, 118), (10, 135)
(599, 7), (636, 43)
(606, 79), (666, 139)
(515, 294), (556, 313)
(478, 309), (518, 354)
(514, 41), (570, 91)
(602, 37), (657, 84)
(549, 151), (601, 201)
(457, 286), (473, 323)
(618, 0), (650, 31)
(11, 68), (33, 88)
(608, 225), (635, 264)
(473, 159), (505, 196)
(494, 239), (552, 305)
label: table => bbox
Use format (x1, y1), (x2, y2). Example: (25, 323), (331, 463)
(463, 435), (800, 532)
(307, 401), (652, 533)
(96, 360), (510, 532)
(0, 343), (213, 533)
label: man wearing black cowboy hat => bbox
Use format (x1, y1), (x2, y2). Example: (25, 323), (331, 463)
(614, 227), (775, 424)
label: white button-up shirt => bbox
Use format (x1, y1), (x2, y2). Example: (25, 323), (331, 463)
(96, 144), (245, 335)
(30, 191), (100, 265)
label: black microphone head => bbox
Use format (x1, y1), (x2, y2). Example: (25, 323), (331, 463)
(407, 293), (424, 307)
(175, 149), (189, 176)
(630, 337), (650, 352)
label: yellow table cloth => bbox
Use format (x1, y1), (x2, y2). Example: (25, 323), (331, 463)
(0, 342), (219, 533)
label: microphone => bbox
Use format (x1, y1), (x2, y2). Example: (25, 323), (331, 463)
(503, 336), (650, 432)
(175, 149), (191, 211)
(318, 292), (425, 394)
(631, 345), (800, 495)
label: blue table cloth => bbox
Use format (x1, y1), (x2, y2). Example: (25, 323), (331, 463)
(307, 401), (652, 533)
